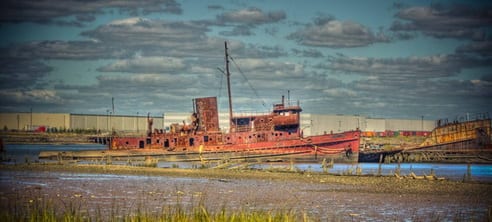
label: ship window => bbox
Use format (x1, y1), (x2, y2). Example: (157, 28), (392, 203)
(239, 136), (242, 139)
(260, 119), (264, 122)
(227, 137), (230, 140)
(249, 135), (252, 139)
(204, 136), (209, 142)
(156, 139), (160, 144)
(275, 133), (278, 136)
(146, 138), (151, 144)
(139, 141), (144, 148)
(125, 141), (129, 145)
(257, 135), (261, 138)
(280, 133), (283, 136)
(288, 132), (291, 135)
(164, 139), (169, 148)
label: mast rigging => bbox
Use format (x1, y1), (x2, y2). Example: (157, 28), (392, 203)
(225, 42), (233, 132)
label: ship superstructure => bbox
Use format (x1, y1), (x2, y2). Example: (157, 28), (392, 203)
(110, 42), (360, 162)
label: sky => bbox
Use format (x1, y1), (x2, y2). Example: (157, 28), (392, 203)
(0, 0), (491, 121)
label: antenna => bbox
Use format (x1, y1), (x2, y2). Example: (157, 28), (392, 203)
(287, 90), (290, 106)
(192, 99), (196, 113)
(225, 42), (233, 132)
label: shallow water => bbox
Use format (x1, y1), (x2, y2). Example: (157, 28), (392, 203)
(251, 162), (492, 182)
(2, 143), (106, 162)
(3, 144), (492, 182)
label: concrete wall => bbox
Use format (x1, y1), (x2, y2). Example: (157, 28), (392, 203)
(302, 114), (365, 135)
(365, 118), (386, 132)
(0, 113), (69, 130)
(0, 112), (436, 135)
(385, 119), (435, 131)
(70, 114), (164, 133)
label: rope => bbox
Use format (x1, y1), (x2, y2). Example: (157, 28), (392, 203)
(229, 56), (267, 109)
(217, 69), (224, 99)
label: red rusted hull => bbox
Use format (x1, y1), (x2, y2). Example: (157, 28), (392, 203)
(110, 96), (361, 162)
(111, 130), (360, 162)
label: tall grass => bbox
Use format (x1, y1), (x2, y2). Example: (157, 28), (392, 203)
(0, 196), (308, 222)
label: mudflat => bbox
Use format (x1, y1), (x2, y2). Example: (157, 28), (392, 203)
(1, 164), (491, 221)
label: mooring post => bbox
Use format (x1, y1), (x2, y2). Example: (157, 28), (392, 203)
(356, 165), (362, 175)
(395, 163), (401, 177)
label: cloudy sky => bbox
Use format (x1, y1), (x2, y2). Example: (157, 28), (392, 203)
(0, 0), (491, 120)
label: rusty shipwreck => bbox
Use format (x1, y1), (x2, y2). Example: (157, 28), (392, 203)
(358, 114), (492, 163)
(108, 42), (360, 163)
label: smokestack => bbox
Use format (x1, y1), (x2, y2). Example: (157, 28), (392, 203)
(281, 95), (285, 105)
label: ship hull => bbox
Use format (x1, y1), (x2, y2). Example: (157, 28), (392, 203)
(358, 150), (402, 163)
(105, 130), (360, 163)
(359, 118), (492, 163)
(39, 148), (359, 163)
(397, 139), (492, 163)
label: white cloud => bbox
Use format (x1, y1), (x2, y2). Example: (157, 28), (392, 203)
(0, 0), (182, 25)
(98, 56), (186, 73)
(0, 89), (63, 104)
(322, 54), (492, 79)
(288, 16), (389, 48)
(322, 88), (357, 97)
(391, 5), (492, 40)
(217, 7), (286, 25)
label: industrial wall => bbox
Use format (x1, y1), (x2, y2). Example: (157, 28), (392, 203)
(385, 119), (434, 131)
(365, 118), (386, 132)
(70, 114), (164, 133)
(0, 113), (69, 130)
(301, 114), (366, 135)
(1, 112), (436, 135)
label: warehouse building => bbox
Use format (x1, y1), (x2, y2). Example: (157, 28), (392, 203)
(0, 112), (435, 136)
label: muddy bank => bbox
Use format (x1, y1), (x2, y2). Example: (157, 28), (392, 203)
(1, 164), (491, 221)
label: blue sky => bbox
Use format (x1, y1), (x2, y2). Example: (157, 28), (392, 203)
(0, 0), (491, 120)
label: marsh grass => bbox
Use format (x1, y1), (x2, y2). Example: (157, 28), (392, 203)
(0, 193), (308, 222)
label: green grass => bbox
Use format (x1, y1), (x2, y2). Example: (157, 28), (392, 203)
(0, 197), (308, 222)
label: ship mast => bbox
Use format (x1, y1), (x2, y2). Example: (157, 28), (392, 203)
(225, 41), (233, 131)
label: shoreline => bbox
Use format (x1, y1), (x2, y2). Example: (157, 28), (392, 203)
(2, 162), (491, 187)
(2, 163), (491, 220)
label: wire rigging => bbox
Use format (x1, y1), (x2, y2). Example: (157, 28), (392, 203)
(229, 56), (267, 109)
(216, 68), (224, 99)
